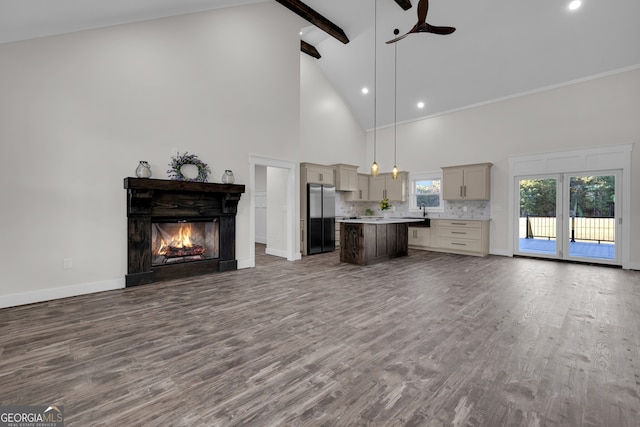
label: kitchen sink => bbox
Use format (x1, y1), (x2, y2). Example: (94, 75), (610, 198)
(399, 217), (430, 227)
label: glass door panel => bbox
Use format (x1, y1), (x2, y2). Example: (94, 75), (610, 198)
(515, 172), (620, 265)
(517, 177), (559, 257)
(565, 174), (617, 262)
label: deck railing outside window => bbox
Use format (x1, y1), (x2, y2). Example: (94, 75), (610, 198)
(519, 217), (615, 243)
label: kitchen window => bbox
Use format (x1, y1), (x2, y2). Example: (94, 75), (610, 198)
(410, 172), (443, 212)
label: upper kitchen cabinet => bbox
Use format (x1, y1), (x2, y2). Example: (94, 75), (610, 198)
(442, 163), (492, 200)
(301, 162), (335, 185)
(369, 172), (408, 202)
(332, 164), (358, 192)
(345, 174), (369, 202)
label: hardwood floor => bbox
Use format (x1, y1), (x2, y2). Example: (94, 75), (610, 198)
(1, 247), (640, 426)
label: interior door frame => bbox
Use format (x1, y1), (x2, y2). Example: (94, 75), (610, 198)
(508, 144), (632, 269)
(247, 155), (301, 269)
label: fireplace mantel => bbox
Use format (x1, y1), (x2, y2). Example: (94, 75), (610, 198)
(124, 178), (245, 287)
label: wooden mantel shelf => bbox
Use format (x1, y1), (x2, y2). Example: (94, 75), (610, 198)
(124, 177), (245, 194)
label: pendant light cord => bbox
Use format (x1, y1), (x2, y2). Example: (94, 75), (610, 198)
(373, 0), (377, 164)
(394, 40), (397, 167)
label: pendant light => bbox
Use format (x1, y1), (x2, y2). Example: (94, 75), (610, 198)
(391, 29), (400, 180)
(370, 0), (379, 177)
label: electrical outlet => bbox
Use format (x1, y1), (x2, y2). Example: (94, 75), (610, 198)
(63, 258), (73, 269)
(463, 206), (468, 212)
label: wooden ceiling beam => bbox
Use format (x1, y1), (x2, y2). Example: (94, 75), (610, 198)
(275, 0), (349, 44)
(301, 41), (321, 59)
(394, 0), (412, 11)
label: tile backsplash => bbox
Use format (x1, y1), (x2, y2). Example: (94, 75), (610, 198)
(336, 192), (490, 219)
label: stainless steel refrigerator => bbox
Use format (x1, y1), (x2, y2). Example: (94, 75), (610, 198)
(307, 183), (336, 255)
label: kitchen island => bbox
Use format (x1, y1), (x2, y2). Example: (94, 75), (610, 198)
(338, 218), (425, 266)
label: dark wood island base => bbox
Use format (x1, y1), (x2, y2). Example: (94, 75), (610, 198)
(339, 218), (423, 265)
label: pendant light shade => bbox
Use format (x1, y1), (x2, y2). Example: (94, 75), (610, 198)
(371, 161), (379, 176)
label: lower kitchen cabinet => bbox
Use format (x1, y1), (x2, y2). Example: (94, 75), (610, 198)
(436, 220), (490, 256)
(409, 219), (490, 257)
(408, 226), (431, 249)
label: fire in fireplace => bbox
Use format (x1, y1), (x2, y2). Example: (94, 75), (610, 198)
(151, 220), (219, 266)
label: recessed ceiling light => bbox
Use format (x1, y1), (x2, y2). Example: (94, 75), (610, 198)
(417, 102), (425, 109)
(362, 87), (369, 94)
(569, 1), (581, 10)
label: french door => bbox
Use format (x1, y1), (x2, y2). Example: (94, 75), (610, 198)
(515, 171), (620, 265)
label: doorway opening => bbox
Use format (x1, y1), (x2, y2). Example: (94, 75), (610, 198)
(248, 156), (300, 269)
(508, 144), (631, 269)
(516, 172), (619, 265)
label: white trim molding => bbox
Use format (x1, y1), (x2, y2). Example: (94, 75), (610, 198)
(508, 143), (633, 269)
(0, 278), (125, 309)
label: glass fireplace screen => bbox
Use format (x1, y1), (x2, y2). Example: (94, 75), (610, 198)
(151, 219), (219, 266)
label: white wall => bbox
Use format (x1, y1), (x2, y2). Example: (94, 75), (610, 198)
(255, 166), (267, 192)
(0, 3), (306, 306)
(300, 54), (367, 169)
(367, 69), (640, 265)
(254, 166), (267, 245)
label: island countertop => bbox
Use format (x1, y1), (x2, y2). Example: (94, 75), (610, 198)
(337, 217), (425, 225)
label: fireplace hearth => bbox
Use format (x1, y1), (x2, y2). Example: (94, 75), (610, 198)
(124, 178), (245, 287)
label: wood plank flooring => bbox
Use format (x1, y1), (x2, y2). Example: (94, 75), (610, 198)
(1, 246), (640, 426)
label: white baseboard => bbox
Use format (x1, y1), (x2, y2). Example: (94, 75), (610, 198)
(490, 249), (511, 257)
(624, 261), (640, 271)
(237, 259), (254, 269)
(265, 247), (288, 258)
(0, 278), (125, 309)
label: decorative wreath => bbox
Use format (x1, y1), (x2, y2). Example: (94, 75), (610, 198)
(167, 152), (211, 182)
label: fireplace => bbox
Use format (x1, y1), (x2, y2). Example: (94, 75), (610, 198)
(152, 220), (219, 265)
(124, 178), (245, 287)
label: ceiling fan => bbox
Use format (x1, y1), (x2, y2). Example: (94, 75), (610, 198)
(386, 0), (456, 44)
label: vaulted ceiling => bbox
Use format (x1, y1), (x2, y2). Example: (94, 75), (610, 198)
(2, 0), (639, 130)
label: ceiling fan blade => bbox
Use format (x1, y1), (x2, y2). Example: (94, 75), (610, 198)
(417, 0), (429, 25)
(424, 24), (456, 35)
(385, 32), (411, 44)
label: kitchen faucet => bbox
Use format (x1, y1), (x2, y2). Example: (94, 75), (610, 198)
(420, 203), (427, 217)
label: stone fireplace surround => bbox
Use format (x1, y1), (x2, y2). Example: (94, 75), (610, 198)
(124, 178), (245, 287)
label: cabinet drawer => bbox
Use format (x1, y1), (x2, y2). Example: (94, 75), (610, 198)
(438, 237), (482, 252)
(437, 220), (481, 229)
(438, 227), (482, 240)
